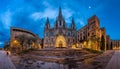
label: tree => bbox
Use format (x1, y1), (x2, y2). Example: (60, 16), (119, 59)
(26, 37), (33, 48)
(100, 35), (105, 51)
(16, 34), (28, 51)
(27, 37), (37, 48)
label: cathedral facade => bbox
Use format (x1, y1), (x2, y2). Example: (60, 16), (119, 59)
(44, 7), (77, 48)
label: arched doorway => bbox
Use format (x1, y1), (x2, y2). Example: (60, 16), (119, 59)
(59, 41), (63, 48)
(55, 35), (66, 48)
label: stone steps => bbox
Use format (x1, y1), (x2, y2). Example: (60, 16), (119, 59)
(29, 49), (90, 57)
(22, 49), (97, 64)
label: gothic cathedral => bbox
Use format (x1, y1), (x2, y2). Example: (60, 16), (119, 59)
(44, 7), (77, 48)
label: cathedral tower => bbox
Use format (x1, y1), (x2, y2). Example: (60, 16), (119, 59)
(55, 7), (66, 29)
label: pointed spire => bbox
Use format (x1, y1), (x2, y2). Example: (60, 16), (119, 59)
(55, 6), (66, 28)
(72, 17), (75, 25)
(58, 6), (63, 18)
(45, 17), (50, 29)
(46, 17), (49, 24)
(71, 17), (76, 29)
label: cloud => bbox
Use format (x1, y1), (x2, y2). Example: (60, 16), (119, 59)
(42, 1), (51, 7)
(63, 8), (74, 23)
(63, 9), (73, 18)
(75, 18), (85, 29)
(0, 10), (12, 29)
(30, 0), (74, 22)
(30, 12), (42, 21)
(30, 8), (57, 21)
(79, 20), (85, 26)
(30, 7), (74, 23)
(0, 41), (4, 48)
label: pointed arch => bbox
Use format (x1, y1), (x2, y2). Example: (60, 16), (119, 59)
(55, 35), (66, 48)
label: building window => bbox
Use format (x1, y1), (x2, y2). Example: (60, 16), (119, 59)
(46, 40), (48, 43)
(50, 32), (54, 36)
(83, 36), (85, 39)
(83, 32), (85, 34)
(51, 38), (53, 42)
(15, 36), (18, 38)
(88, 33), (89, 36)
(80, 37), (82, 40)
(68, 38), (70, 42)
(60, 21), (61, 26)
(72, 33), (75, 37)
(46, 32), (48, 36)
(73, 39), (74, 42)
(90, 21), (96, 25)
(80, 33), (82, 36)
(68, 32), (70, 36)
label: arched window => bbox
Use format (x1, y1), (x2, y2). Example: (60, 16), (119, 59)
(50, 32), (54, 36)
(59, 21), (63, 27)
(46, 32), (48, 36)
(60, 21), (61, 26)
(68, 32), (70, 36)
(72, 33), (76, 37)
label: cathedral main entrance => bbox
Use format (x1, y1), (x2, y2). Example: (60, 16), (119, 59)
(55, 35), (66, 48)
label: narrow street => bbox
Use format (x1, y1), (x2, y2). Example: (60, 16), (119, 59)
(0, 51), (16, 69)
(105, 50), (120, 69)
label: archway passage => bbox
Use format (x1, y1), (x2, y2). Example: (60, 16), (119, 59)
(55, 35), (66, 48)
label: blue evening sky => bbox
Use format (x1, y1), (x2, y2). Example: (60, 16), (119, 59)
(0, 0), (120, 47)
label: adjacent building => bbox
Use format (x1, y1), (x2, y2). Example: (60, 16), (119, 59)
(106, 36), (120, 50)
(77, 15), (106, 50)
(10, 27), (42, 51)
(111, 40), (120, 50)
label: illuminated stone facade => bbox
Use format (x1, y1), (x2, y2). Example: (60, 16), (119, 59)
(77, 15), (106, 50)
(44, 7), (77, 48)
(111, 40), (120, 50)
(10, 27), (42, 49)
(105, 35), (120, 50)
(77, 16), (101, 41)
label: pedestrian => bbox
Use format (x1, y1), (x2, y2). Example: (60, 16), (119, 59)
(6, 51), (9, 56)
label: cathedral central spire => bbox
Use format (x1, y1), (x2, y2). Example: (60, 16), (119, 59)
(58, 6), (63, 19)
(55, 7), (66, 28)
